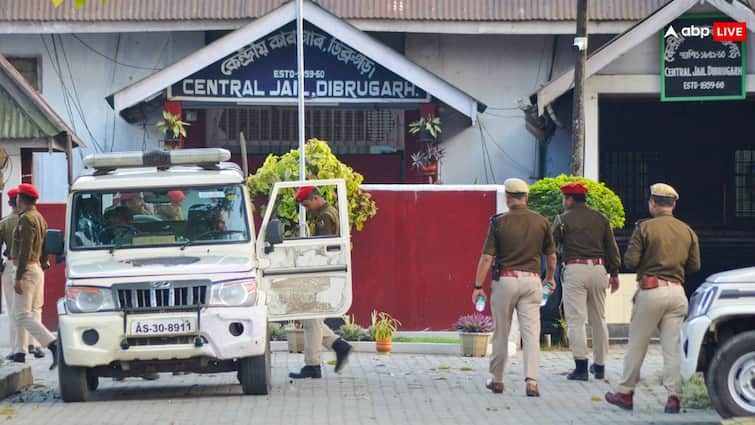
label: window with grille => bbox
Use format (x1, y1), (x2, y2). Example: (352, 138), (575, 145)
(7, 57), (40, 90)
(601, 151), (661, 224)
(217, 107), (404, 152)
(735, 150), (755, 218)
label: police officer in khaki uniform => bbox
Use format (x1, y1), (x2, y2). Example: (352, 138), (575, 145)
(289, 186), (352, 379)
(11, 184), (58, 369)
(552, 182), (620, 381)
(606, 183), (700, 414)
(1, 188), (44, 362)
(472, 178), (557, 397)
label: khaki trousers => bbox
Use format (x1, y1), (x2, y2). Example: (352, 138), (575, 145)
(2, 264), (40, 353)
(562, 263), (609, 365)
(303, 319), (339, 366)
(13, 265), (55, 352)
(617, 285), (688, 397)
(489, 275), (542, 383)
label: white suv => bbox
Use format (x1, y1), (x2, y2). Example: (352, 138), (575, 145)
(48, 149), (353, 402)
(681, 267), (755, 418)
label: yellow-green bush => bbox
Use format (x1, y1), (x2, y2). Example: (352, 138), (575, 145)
(247, 139), (377, 236)
(528, 174), (625, 229)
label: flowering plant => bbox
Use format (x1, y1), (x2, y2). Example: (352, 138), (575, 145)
(455, 313), (494, 333)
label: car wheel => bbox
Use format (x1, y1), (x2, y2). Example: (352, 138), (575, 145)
(237, 338), (271, 395)
(57, 332), (90, 403)
(706, 330), (755, 418)
(86, 369), (99, 391)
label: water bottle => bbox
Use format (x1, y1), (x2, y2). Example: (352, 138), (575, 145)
(540, 282), (554, 307)
(475, 295), (486, 312)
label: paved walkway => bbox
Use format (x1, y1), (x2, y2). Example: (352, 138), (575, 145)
(0, 346), (720, 425)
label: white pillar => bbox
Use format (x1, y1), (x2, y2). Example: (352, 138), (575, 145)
(583, 89), (599, 181)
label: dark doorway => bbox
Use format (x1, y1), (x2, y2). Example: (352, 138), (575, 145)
(599, 97), (755, 293)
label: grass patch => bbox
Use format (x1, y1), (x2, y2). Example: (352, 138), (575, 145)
(392, 337), (459, 344)
(683, 373), (712, 409)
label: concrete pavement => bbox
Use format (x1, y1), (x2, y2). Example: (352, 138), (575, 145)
(0, 345), (720, 425)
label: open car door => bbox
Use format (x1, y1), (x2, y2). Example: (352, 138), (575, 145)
(256, 179), (352, 321)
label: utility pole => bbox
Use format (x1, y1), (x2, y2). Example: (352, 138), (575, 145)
(570, 0), (588, 176)
(296, 0), (307, 236)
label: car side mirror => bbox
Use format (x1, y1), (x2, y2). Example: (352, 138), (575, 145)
(264, 219), (284, 253)
(43, 229), (65, 262)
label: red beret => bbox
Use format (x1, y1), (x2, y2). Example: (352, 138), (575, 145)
(7, 188), (18, 198)
(295, 186), (315, 202)
(17, 183), (40, 200)
(560, 182), (588, 195)
(168, 191), (185, 203)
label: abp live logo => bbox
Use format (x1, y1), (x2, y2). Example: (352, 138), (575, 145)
(713, 22), (747, 42)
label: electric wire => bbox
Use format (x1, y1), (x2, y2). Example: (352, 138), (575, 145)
(53, 34), (105, 152)
(478, 116), (533, 175)
(71, 34), (162, 71)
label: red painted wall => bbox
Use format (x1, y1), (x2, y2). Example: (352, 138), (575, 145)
(36, 203), (67, 329)
(38, 188), (497, 331)
(349, 189), (496, 330)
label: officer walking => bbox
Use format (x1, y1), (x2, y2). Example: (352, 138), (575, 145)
(11, 184), (58, 369)
(605, 183), (700, 413)
(1, 188), (44, 362)
(471, 178), (557, 397)
(288, 186), (352, 379)
(552, 182), (620, 381)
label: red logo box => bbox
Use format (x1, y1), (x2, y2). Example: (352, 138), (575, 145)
(713, 22), (747, 42)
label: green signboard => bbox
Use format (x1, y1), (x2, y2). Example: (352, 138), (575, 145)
(661, 15), (746, 102)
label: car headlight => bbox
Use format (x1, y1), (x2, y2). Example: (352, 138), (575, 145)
(687, 285), (718, 319)
(210, 279), (257, 306)
(66, 286), (115, 313)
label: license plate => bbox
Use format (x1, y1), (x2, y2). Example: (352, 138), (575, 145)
(129, 318), (196, 336)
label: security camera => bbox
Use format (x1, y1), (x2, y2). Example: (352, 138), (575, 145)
(573, 37), (587, 51)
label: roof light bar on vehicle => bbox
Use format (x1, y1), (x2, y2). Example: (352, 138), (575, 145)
(84, 148), (231, 170)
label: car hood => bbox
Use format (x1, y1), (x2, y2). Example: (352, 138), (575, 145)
(706, 267), (755, 284)
(68, 255), (253, 279)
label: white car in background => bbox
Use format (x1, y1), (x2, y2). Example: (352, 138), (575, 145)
(46, 149), (353, 402)
(680, 267), (755, 418)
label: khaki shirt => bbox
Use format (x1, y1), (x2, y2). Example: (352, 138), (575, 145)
(11, 206), (48, 281)
(482, 205), (556, 273)
(624, 211), (701, 283)
(0, 211), (19, 259)
(314, 203), (339, 237)
(552, 203), (621, 276)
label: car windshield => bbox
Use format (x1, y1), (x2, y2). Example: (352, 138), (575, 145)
(70, 185), (250, 250)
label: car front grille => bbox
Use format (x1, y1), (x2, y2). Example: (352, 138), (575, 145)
(114, 280), (209, 311)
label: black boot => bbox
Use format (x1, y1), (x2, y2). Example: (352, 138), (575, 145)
(567, 359), (589, 381)
(332, 338), (352, 373)
(11, 353), (25, 363)
(47, 341), (58, 370)
(288, 365), (322, 379)
(590, 363), (605, 380)
(29, 345), (45, 359)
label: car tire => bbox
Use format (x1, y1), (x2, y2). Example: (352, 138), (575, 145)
(57, 332), (90, 403)
(237, 338), (271, 395)
(706, 330), (755, 418)
(86, 369), (99, 391)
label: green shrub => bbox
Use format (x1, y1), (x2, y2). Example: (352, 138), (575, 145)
(339, 314), (367, 341)
(247, 139), (377, 237)
(268, 322), (286, 341)
(682, 373), (712, 409)
(528, 174), (626, 229)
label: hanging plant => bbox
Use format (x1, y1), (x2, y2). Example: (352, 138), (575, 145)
(156, 110), (190, 141)
(408, 114), (442, 142)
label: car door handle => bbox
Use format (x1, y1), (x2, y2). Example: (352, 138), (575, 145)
(326, 245), (341, 252)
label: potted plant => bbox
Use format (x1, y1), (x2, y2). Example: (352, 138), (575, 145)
(339, 314), (366, 342)
(156, 110), (190, 150)
(408, 114), (442, 143)
(410, 145), (445, 183)
(456, 313), (494, 357)
(285, 321), (305, 353)
(371, 310), (401, 353)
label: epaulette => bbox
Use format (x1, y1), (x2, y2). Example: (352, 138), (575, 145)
(634, 218), (649, 226)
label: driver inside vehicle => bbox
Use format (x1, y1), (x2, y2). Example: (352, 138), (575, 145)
(101, 206), (136, 245)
